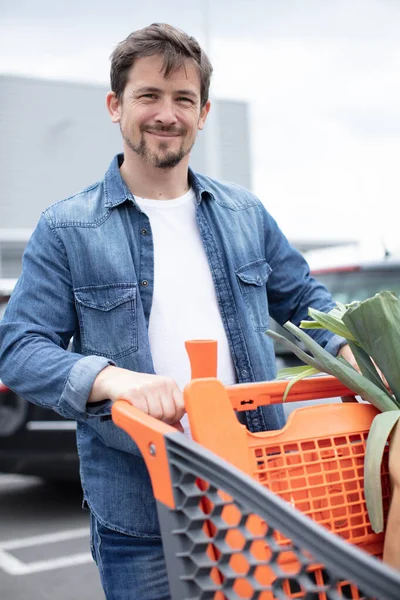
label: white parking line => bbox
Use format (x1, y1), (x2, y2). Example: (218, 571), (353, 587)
(26, 420), (77, 430)
(0, 527), (93, 575)
(0, 527), (90, 550)
(0, 549), (93, 575)
(0, 474), (40, 486)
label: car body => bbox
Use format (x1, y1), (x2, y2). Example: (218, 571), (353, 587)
(0, 280), (79, 481)
(1, 246), (399, 481)
(305, 242), (400, 302)
(273, 245), (400, 416)
(274, 244), (400, 362)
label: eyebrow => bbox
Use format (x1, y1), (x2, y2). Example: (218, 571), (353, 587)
(133, 86), (198, 98)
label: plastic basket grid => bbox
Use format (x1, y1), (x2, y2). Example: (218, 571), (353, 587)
(248, 430), (390, 554)
(184, 378), (391, 561)
(170, 460), (370, 599)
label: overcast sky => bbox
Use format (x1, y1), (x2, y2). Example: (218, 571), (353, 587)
(1, 0), (399, 248)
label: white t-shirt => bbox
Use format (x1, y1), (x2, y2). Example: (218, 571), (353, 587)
(135, 188), (237, 435)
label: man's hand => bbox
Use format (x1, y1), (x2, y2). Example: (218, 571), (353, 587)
(88, 366), (185, 430)
(337, 344), (359, 402)
(337, 343), (391, 397)
(337, 344), (359, 371)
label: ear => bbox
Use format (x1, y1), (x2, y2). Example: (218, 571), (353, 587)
(198, 100), (211, 131)
(106, 91), (122, 123)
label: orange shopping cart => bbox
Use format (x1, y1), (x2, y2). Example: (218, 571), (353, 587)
(112, 340), (400, 599)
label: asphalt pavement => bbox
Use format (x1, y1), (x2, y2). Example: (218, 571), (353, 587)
(0, 474), (104, 600)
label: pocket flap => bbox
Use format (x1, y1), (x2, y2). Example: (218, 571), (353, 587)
(236, 260), (272, 286)
(74, 284), (136, 312)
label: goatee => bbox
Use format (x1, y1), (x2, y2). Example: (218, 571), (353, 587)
(121, 125), (192, 169)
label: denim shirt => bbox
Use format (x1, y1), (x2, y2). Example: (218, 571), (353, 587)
(0, 154), (343, 536)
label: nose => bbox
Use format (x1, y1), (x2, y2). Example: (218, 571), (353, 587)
(154, 98), (178, 127)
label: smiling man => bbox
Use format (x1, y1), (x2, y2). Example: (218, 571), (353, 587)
(0, 23), (351, 600)
(110, 53), (208, 172)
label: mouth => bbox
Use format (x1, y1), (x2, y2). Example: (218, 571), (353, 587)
(145, 130), (182, 138)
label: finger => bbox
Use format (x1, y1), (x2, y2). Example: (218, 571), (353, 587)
(154, 381), (177, 424)
(127, 393), (150, 415)
(160, 396), (178, 424)
(172, 421), (184, 433)
(341, 395), (358, 403)
(381, 373), (391, 391)
(158, 381), (184, 424)
(172, 385), (185, 421)
(145, 389), (165, 421)
(372, 360), (392, 391)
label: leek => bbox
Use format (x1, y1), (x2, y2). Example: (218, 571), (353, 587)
(266, 291), (400, 534)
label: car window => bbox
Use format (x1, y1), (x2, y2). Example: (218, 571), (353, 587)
(0, 289), (13, 320)
(0, 300), (8, 320)
(274, 265), (400, 361)
(314, 268), (400, 304)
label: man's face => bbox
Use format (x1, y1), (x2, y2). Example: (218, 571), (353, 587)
(109, 54), (210, 169)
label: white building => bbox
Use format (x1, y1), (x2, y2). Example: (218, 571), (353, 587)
(0, 75), (252, 277)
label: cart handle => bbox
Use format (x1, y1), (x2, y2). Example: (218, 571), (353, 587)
(225, 376), (355, 410)
(112, 340), (355, 508)
(185, 339), (356, 409)
(111, 400), (177, 509)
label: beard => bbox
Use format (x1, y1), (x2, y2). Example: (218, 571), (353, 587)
(121, 124), (193, 169)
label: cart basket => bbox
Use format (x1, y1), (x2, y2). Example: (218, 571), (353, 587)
(112, 400), (400, 600)
(183, 341), (390, 561)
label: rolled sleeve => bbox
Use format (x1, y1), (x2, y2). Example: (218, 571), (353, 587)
(58, 355), (115, 420)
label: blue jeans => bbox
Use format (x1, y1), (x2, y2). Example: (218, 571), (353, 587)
(90, 513), (171, 600)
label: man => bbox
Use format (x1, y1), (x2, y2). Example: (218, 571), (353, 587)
(0, 23), (352, 600)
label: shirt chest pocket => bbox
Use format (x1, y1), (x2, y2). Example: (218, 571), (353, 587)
(74, 284), (138, 359)
(235, 259), (272, 331)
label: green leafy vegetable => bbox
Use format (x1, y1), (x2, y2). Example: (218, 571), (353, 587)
(266, 291), (400, 532)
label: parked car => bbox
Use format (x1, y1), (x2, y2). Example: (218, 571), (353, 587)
(0, 280), (79, 481)
(1, 246), (399, 481)
(305, 242), (400, 303)
(277, 244), (400, 416)
(274, 244), (400, 369)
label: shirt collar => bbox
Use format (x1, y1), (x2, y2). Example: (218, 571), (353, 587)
(103, 153), (214, 209)
(103, 154), (135, 208)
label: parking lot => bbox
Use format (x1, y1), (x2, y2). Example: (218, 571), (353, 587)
(0, 474), (104, 600)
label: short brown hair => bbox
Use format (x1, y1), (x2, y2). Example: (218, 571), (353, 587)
(110, 23), (213, 107)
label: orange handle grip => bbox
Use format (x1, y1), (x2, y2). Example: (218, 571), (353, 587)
(185, 339), (217, 379)
(111, 401), (177, 509)
(225, 376), (356, 411)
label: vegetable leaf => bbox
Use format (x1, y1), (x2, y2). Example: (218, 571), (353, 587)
(282, 322), (398, 412)
(277, 366), (320, 401)
(364, 411), (400, 532)
(343, 292), (400, 403)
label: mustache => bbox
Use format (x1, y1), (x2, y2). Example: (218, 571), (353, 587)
(141, 125), (186, 135)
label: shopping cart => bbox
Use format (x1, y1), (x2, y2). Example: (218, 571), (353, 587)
(112, 341), (400, 599)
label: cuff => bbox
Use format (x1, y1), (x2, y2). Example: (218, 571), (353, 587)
(324, 333), (348, 357)
(57, 355), (115, 420)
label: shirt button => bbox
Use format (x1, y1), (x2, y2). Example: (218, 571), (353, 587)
(141, 228), (148, 236)
(242, 369), (249, 378)
(141, 280), (149, 287)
